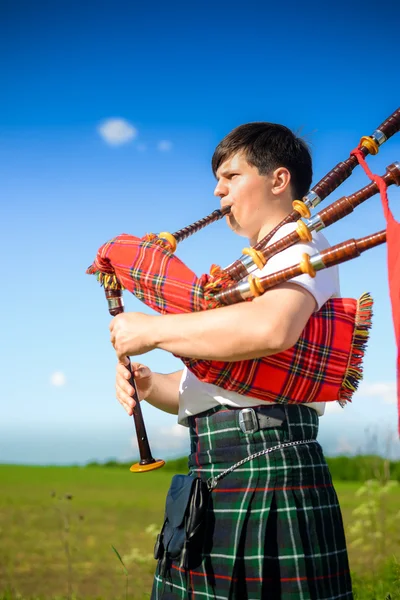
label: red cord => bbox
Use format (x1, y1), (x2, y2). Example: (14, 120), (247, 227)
(350, 147), (391, 221)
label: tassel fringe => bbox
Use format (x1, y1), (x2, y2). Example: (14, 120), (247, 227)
(86, 269), (123, 290)
(339, 292), (373, 406)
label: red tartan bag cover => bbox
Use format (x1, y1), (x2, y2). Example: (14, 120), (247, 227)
(87, 233), (373, 405)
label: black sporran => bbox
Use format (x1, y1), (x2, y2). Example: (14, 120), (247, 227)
(154, 474), (209, 575)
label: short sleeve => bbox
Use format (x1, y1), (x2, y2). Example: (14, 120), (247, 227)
(257, 224), (341, 311)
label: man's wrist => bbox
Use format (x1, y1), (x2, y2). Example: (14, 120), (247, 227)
(151, 314), (167, 351)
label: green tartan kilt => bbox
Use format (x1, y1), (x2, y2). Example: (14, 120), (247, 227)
(151, 404), (353, 600)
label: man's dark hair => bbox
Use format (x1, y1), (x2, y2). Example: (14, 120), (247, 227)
(212, 122), (312, 199)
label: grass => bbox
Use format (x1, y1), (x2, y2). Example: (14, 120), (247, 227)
(0, 466), (171, 599)
(0, 464), (399, 599)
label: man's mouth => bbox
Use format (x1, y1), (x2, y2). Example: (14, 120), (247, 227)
(220, 205), (232, 218)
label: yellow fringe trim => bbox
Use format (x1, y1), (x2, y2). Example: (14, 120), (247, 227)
(339, 292), (373, 406)
(91, 271), (123, 290)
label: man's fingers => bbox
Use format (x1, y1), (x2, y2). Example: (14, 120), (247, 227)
(116, 380), (134, 401)
(117, 360), (138, 381)
(116, 372), (135, 397)
(126, 362), (150, 379)
(115, 361), (149, 417)
(116, 382), (136, 414)
(134, 366), (150, 378)
(117, 362), (131, 380)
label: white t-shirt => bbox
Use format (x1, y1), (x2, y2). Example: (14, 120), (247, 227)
(178, 223), (341, 427)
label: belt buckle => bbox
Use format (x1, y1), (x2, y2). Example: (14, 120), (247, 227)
(238, 408), (258, 434)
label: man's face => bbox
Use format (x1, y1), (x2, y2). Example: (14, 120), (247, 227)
(214, 152), (273, 240)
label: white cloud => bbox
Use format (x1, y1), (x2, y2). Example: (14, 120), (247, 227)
(356, 381), (397, 405)
(97, 118), (137, 146)
(157, 140), (173, 152)
(50, 371), (66, 387)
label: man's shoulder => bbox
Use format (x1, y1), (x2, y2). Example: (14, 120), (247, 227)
(268, 222), (332, 252)
(311, 230), (332, 251)
(263, 222), (340, 302)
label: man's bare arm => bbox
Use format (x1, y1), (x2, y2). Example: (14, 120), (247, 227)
(145, 369), (182, 414)
(151, 283), (316, 361)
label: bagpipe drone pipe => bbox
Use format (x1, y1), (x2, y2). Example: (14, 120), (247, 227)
(87, 107), (400, 471)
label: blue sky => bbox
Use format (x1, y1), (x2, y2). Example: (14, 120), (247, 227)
(1, 1), (400, 464)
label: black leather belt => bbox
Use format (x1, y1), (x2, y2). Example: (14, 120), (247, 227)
(238, 405), (286, 434)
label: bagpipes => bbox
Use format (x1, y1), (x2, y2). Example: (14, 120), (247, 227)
(87, 107), (400, 472)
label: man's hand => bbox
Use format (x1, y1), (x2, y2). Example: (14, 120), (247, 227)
(116, 359), (154, 416)
(109, 312), (157, 360)
(109, 283), (316, 363)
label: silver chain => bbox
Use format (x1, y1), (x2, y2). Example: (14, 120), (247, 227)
(207, 439), (317, 491)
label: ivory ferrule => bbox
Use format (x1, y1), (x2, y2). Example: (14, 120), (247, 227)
(306, 214), (325, 232)
(304, 191), (321, 209)
(245, 262), (259, 277)
(238, 253), (255, 271)
(237, 280), (253, 300)
(372, 129), (387, 146)
(107, 296), (125, 311)
(309, 254), (326, 271)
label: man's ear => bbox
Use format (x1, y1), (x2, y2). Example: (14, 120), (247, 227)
(270, 167), (291, 196)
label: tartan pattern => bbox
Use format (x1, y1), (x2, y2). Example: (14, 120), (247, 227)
(151, 405), (353, 600)
(183, 299), (359, 405)
(87, 235), (208, 314)
(88, 234), (369, 405)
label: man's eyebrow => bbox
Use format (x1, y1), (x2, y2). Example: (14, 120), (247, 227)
(216, 167), (238, 179)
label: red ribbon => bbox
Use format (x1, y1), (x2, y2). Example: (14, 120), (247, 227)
(350, 148), (400, 434)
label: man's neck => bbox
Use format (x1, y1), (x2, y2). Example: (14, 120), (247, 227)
(250, 210), (291, 246)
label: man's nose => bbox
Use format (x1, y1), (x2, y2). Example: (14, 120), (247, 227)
(214, 180), (227, 198)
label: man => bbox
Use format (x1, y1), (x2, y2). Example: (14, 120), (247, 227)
(111, 123), (352, 599)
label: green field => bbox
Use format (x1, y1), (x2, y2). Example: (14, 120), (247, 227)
(0, 464), (399, 599)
